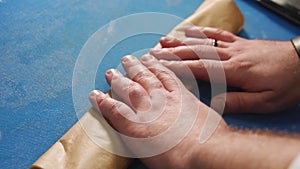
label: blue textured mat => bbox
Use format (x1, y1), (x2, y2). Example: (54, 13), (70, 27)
(0, 0), (299, 168)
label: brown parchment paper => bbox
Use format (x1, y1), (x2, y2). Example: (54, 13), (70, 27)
(30, 0), (244, 169)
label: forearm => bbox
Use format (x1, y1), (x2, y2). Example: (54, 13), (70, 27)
(191, 128), (300, 169)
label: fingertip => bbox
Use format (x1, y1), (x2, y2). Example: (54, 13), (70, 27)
(160, 36), (173, 42)
(105, 69), (121, 85)
(89, 89), (101, 99)
(160, 36), (184, 48)
(106, 68), (121, 75)
(159, 37), (168, 47)
(121, 55), (136, 63)
(149, 48), (160, 55)
(105, 68), (114, 77)
(159, 36), (167, 42)
(89, 90), (106, 112)
(184, 26), (199, 31)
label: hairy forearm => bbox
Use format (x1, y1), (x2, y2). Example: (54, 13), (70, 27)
(191, 128), (300, 169)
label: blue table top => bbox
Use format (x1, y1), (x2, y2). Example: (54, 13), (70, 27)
(0, 0), (300, 168)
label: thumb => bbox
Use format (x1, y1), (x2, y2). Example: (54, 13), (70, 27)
(211, 91), (273, 114)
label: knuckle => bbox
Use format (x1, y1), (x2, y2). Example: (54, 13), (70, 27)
(133, 70), (163, 88)
(110, 101), (122, 117)
(222, 60), (232, 72)
(214, 28), (224, 35)
(168, 47), (176, 53)
(129, 85), (144, 97)
(195, 60), (209, 80)
(218, 47), (230, 56)
(171, 37), (181, 44)
(197, 60), (206, 71)
(152, 67), (175, 78)
(234, 59), (253, 71)
(133, 71), (152, 82)
(171, 46), (184, 56)
(259, 94), (280, 113)
(151, 81), (163, 88)
(225, 59), (243, 71)
(235, 95), (247, 112)
(150, 68), (177, 86)
(193, 45), (204, 57)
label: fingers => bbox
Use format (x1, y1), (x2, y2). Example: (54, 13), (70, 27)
(211, 91), (274, 114)
(140, 54), (181, 92)
(160, 36), (228, 48)
(121, 55), (164, 93)
(160, 36), (213, 48)
(104, 55), (182, 112)
(159, 59), (227, 83)
(185, 27), (239, 43)
(150, 45), (229, 61)
(105, 69), (151, 111)
(159, 59), (248, 87)
(89, 90), (136, 133)
(159, 36), (185, 48)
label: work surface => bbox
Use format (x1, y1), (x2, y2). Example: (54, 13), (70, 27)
(1, 0), (300, 168)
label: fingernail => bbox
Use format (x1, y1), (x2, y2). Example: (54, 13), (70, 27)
(91, 90), (101, 96)
(122, 55), (136, 63)
(106, 69), (118, 76)
(106, 69), (113, 76)
(141, 54), (155, 62)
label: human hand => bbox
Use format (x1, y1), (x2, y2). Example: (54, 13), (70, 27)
(150, 27), (300, 114)
(89, 55), (227, 169)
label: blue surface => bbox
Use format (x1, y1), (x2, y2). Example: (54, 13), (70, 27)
(0, 0), (300, 168)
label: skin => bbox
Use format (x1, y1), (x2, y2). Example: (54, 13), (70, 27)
(150, 26), (300, 114)
(90, 54), (227, 168)
(90, 55), (300, 169)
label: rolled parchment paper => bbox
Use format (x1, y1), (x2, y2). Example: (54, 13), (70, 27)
(30, 0), (244, 168)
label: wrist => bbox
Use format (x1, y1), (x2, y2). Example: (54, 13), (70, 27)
(164, 107), (229, 169)
(189, 121), (231, 169)
(171, 109), (228, 169)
